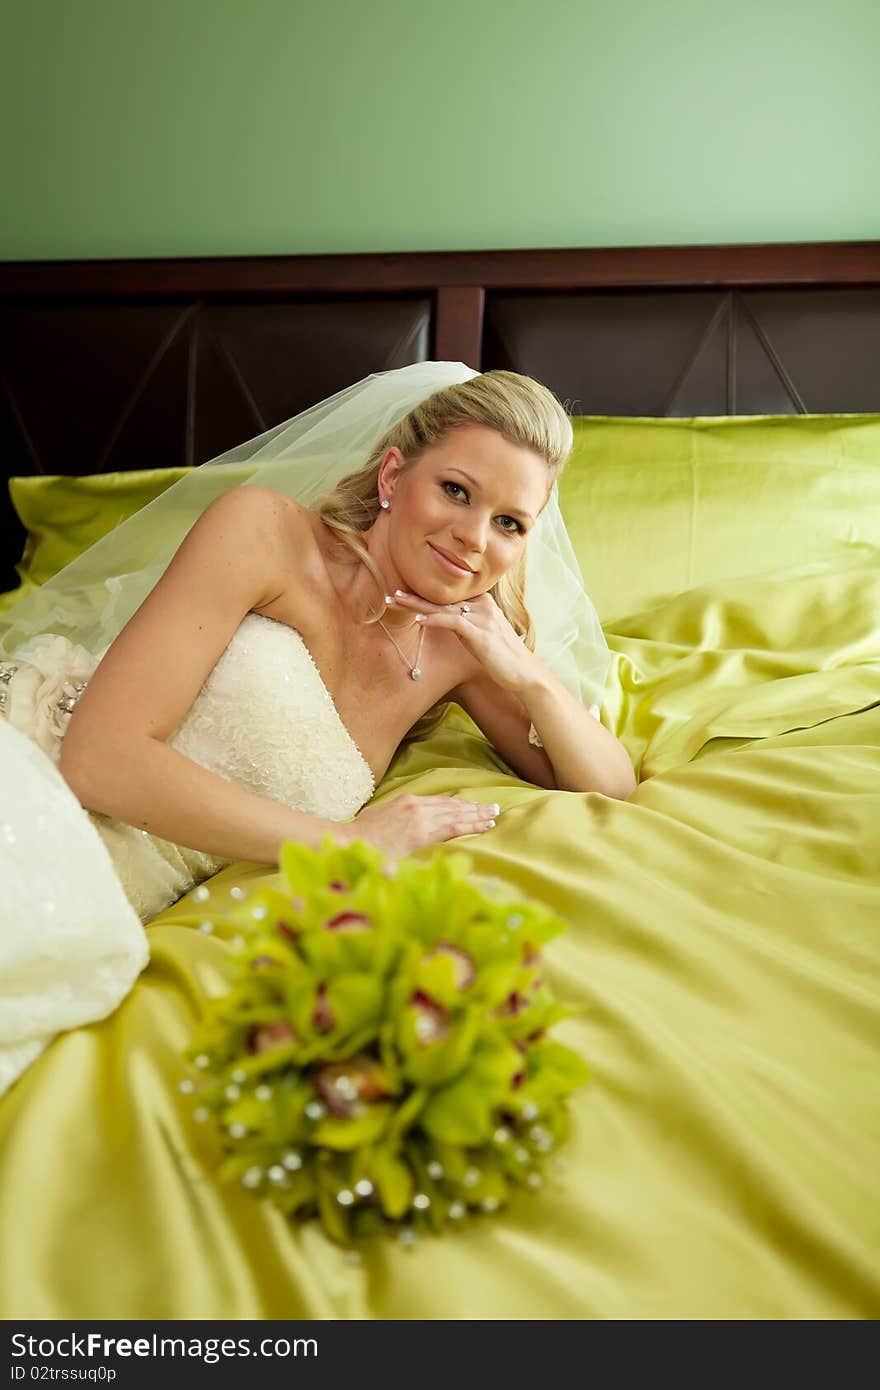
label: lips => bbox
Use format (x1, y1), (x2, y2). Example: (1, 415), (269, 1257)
(428, 542), (474, 575)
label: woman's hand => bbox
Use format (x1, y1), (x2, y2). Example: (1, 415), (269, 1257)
(330, 794), (501, 857)
(388, 589), (538, 693)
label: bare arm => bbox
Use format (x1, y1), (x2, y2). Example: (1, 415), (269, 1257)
(67, 736), (345, 863)
(519, 670), (636, 798)
(453, 666), (636, 799)
(59, 486), (348, 863)
(450, 672), (558, 789)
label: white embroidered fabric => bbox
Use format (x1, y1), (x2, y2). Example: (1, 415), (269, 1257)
(169, 614), (375, 825)
(0, 613), (377, 1094)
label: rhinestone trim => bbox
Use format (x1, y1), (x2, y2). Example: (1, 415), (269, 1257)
(0, 664), (17, 719)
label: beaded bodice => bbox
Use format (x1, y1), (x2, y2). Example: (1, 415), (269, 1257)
(167, 612), (376, 819)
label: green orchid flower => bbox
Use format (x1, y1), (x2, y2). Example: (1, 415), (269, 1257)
(182, 836), (590, 1246)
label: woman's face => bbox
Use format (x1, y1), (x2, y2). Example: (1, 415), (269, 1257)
(378, 423), (550, 599)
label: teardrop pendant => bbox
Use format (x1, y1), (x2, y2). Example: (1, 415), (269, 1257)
(377, 615), (425, 681)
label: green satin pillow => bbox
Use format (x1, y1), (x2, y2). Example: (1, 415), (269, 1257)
(557, 413), (880, 622)
(0, 464), (250, 615)
(1, 467), (193, 615)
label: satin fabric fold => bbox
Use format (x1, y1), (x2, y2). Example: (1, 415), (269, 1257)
(1, 542), (877, 1319)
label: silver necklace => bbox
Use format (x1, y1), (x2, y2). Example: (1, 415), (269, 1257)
(378, 618), (426, 680)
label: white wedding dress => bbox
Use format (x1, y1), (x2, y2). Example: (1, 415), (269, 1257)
(0, 613), (377, 1096)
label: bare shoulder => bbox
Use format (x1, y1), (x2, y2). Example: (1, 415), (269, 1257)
(206, 485), (317, 585)
(214, 483), (304, 531)
(239, 487), (319, 548)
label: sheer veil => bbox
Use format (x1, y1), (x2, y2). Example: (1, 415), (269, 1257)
(0, 362), (611, 713)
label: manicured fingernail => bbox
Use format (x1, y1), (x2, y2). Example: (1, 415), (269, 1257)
(395, 589), (407, 597)
(415, 613), (426, 622)
(489, 803), (500, 815)
(384, 593), (395, 604)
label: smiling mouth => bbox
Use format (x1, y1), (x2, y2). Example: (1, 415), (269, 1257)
(428, 543), (474, 575)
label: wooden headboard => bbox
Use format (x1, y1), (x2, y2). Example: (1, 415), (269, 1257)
(1, 240), (879, 594)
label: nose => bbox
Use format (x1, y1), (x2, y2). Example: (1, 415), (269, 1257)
(451, 510), (490, 559)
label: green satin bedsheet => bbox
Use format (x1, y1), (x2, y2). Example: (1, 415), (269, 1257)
(1, 545), (877, 1320)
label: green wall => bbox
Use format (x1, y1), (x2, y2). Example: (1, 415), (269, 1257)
(1, 0), (878, 260)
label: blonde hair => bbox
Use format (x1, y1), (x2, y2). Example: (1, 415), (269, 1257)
(311, 369), (573, 742)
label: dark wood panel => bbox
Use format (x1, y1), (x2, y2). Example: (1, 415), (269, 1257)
(2, 241), (879, 297)
(481, 286), (880, 415)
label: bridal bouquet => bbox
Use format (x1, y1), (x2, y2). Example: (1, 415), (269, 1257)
(181, 836), (589, 1245)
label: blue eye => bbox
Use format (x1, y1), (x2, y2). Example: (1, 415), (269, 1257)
(441, 481), (522, 534)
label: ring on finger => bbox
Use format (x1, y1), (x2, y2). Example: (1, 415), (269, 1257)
(459, 602), (471, 614)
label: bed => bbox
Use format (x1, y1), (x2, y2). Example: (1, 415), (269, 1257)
(0, 241), (878, 1319)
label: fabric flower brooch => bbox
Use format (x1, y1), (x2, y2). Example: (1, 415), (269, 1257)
(181, 837), (589, 1245)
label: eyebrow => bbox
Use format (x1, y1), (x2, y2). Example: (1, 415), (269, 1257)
(444, 468), (535, 524)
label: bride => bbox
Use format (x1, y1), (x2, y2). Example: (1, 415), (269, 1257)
(0, 362), (633, 1092)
